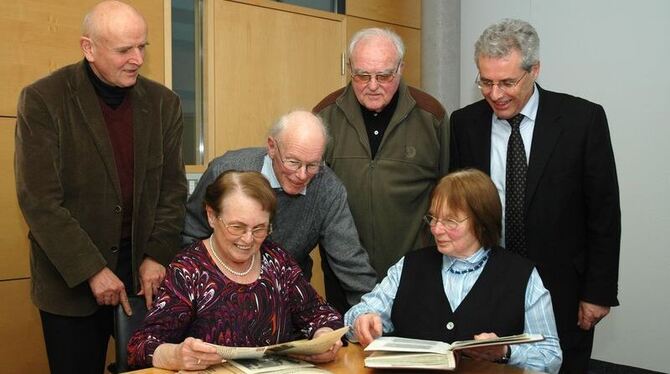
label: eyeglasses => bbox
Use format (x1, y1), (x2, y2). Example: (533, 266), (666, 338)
(218, 217), (272, 239)
(423, 214), (469, 230)
(273, 138), (324, 174)
(350, 63), (401, 84)
(475, 71), (528, 93)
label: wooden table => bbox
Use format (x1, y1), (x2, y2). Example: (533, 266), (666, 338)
(124, 343), (546, 373)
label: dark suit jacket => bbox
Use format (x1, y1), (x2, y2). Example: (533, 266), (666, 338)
(15, 61), (187, 316)
(449, 86), (621, 337)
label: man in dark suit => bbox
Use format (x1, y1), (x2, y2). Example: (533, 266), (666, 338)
(14, 1), (187, 373)
(449, 19), (620, 373)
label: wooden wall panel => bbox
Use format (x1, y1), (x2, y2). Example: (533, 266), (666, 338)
(0, 279), (49, 373)
(346, 0), (421, 29)
(0, 119), (30, 280)
(0, 0), (165, 117)
(346, 17), (422, 88)
(0, 278), (114, 370)
(209, 0), (345, 158)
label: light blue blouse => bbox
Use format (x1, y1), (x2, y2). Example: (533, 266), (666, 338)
(344, 248), (562, 374)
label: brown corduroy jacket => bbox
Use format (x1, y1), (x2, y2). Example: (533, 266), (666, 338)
(15, 60), (187, 316)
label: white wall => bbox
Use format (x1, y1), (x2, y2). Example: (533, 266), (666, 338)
(458, 1), (670, 371)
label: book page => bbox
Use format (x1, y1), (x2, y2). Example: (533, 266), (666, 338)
(364, 333), (544, 354)
(210, 326), (349, 359)
(228, 356), (314, 374)
(365, 351), (456, 370)
(177, 362), (332, 374)
(364, 336), (451, 355)
(212, 346), (267, 360)
(450, 333), (544, 351)
(266, 326), (349, 355)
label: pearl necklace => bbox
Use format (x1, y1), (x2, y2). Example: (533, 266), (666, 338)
(209, 236), (255, 277)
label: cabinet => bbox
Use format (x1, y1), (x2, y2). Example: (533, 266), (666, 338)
(205, 0), (346, 160)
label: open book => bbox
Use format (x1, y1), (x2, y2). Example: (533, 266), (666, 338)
(209, 326), (349, 360)
(363, 333), (544, 370)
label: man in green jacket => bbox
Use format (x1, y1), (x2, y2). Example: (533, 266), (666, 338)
(314, 28), (449, 309)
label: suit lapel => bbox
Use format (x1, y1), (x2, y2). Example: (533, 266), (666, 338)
(72, 61), (122, 201)
(470, 103), (493, 174)
(526, 87), (563, 206)
(131, 79), (151, 213)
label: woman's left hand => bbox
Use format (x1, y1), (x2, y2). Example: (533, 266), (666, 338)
(461, 332), (508, 363)
(152, 337), (222, 370)
(289, 327), (342, 363)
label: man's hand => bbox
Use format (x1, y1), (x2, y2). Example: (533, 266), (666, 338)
(88, 267), (132, 315)
(138, 256), (166, 309)
(578, 301), (610, 330)
(353, 313), (383, 347)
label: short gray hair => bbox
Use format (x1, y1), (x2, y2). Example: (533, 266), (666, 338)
(81, 10), (95, 37)
(348, 28), (405, 65)
(269, 110), (330, 145)
(474, 18), (540, 71)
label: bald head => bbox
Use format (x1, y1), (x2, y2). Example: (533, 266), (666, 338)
(267, 110), (329, 195)
(82, 1), (146, 41)
(80, 0), (148, 87)
(269, 110), (329, 147)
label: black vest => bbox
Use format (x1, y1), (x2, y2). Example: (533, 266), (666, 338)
(392, 247), (533, 342)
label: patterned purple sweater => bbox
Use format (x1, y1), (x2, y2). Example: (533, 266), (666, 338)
(127, 240), (343, 368)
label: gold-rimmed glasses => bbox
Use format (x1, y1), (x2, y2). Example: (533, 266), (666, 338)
(218, 218), (272, 239)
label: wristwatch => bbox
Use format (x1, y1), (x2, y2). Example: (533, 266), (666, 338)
(494, 346), (511, 364)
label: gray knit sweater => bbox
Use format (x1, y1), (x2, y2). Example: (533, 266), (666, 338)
(182, 147), (377, 306)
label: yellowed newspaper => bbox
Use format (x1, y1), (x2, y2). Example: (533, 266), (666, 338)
(210, 326), (349, 360)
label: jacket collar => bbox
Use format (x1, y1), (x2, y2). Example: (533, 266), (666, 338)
(71, 60), (123, 201)
(69, 60), (152, 205)
(334, 80), (415, 156)
(466, 84), (564, 208)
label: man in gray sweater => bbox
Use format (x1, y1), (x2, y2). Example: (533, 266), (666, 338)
(183, 110), (377, 312)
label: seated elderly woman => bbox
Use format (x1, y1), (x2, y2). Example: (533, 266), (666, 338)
(128, 171), (343, 370)
(344, 169), (562, 373)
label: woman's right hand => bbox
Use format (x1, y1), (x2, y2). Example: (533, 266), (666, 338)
(152, 337), (222, 370)
(353, 313), (383, 347)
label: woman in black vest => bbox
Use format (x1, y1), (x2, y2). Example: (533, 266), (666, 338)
(343, 169), (562, 373)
